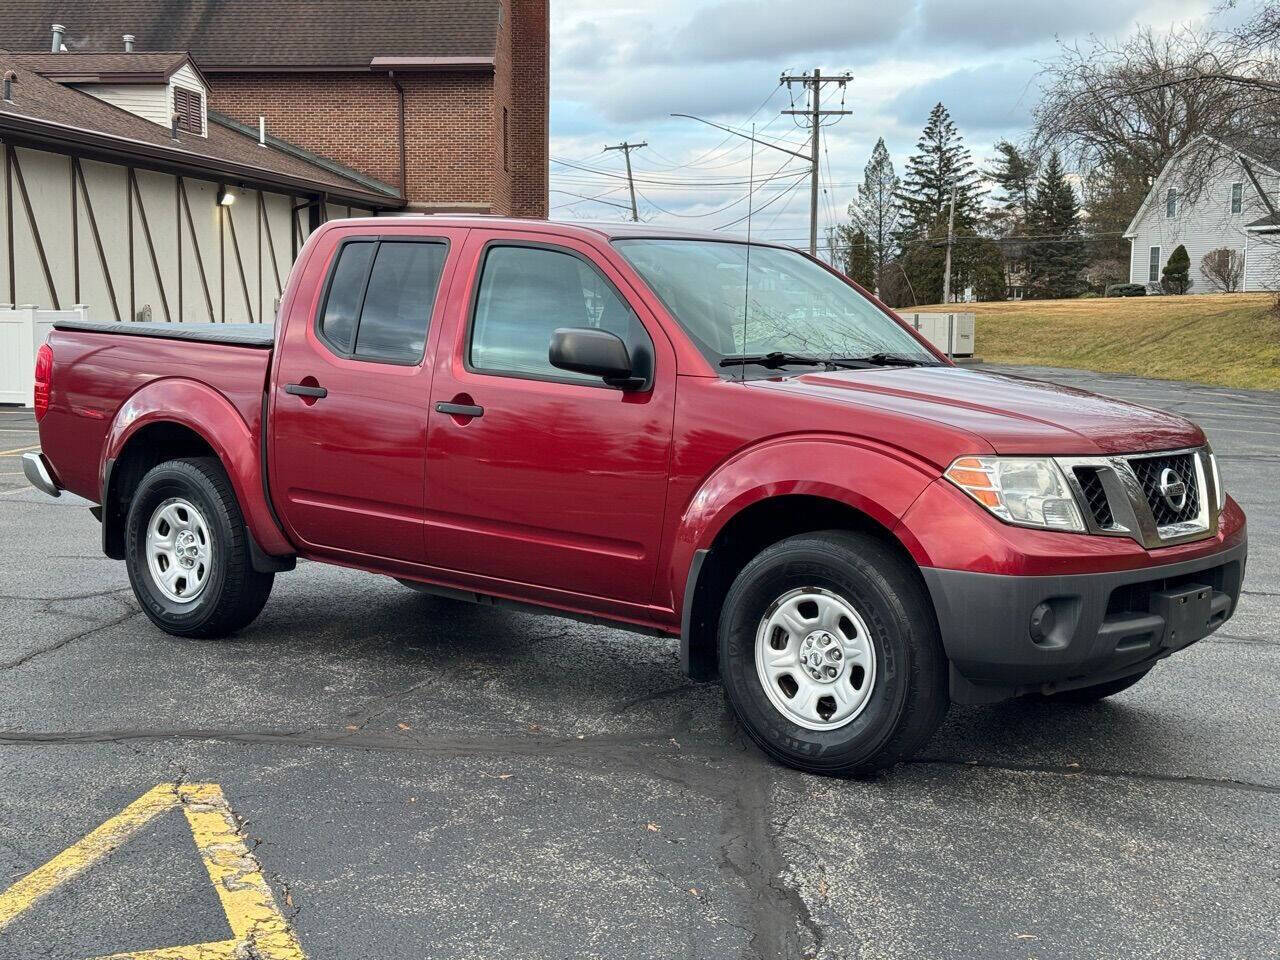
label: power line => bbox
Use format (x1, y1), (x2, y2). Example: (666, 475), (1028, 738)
(716, 175), (807, 230)
(549, 188), (634, 212)
(636, 155), (806, 219)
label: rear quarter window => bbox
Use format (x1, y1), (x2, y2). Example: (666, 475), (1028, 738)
(317, 238), (448, 364)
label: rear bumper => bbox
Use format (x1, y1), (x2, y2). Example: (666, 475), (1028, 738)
(22, 452), (61, 498)
(922, 537), (1247, 704)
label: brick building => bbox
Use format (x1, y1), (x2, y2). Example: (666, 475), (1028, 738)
(0, 0), (549, 217)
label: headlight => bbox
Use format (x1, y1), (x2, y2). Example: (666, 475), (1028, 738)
(945, 456), (1085, 532)
(1208, 450), (1225, 510)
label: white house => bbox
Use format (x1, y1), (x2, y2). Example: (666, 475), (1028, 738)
(1124, 135), (1280, 292)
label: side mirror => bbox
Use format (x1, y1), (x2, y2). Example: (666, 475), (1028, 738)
(549, 327), (644, 389)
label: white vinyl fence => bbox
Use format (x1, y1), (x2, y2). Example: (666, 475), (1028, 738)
(0, 305), (90, 406)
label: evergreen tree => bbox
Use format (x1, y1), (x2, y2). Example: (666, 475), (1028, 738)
(986, 140), (1037, 226)
(840, 228), (876, 289)
(1162, 245), (1192, 293)
(896, 103), (987, 302)
(1025, 150), (1086, 299)
(896, 103), (986, 235)
(848, 138), (900, 292)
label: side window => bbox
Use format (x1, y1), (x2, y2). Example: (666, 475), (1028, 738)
(469, 245), (648, 383)
(1149, 246), (1161, 283)
(318, 239), (447, 363)
(1165, 188), (1177, 217)
(356, 243), (448, 362)
(319, 242), (374, 353)
(1231, 182), (1243, 214)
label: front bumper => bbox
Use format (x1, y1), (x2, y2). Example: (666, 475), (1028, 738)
(923, 538), (1246, 704)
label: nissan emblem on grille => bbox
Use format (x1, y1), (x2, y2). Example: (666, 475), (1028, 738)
(1158, 466), (1188, 512)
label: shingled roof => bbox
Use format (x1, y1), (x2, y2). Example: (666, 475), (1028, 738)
(8, 51), (204, 84)
(0, 1), (499, 70)
(0, 50), (401, 206)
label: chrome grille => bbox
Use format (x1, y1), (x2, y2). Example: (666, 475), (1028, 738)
(1073, 466), (1114, 528)
(1057, 446), (1217, 549)
(1127, 452), (1201, 527)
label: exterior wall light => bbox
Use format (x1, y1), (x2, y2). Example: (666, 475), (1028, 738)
(217, 186), (236, 206)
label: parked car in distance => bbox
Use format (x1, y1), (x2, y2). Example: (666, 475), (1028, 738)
(24, 217), (1246, 776)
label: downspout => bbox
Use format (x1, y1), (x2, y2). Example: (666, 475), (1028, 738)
(388, 69), (406, 203)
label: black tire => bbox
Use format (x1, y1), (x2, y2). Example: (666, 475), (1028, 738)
(125, 457), (273, 638)
(1041, 669), (1150, 703)
(718, 530), (948, 777)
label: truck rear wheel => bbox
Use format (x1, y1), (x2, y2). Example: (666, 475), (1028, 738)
(125, 457), (273, 638)
(718, 530), (948, 777)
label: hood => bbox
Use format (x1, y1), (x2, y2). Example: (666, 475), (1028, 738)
(754, 366), (1204, 456)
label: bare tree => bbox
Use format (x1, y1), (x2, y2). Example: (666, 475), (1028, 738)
(1201, 248), (1244, 292)
(1032, 23), (1279, 197)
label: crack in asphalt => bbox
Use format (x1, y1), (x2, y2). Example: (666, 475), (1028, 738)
(910, 756), (1280, 796)
(3, 727), (1276, 798)
(0, 587), (133, 603)
(0, 609), (140, 671)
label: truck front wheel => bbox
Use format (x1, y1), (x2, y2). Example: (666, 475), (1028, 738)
(718, 530), (948, 776)
(124, 457), (273, 638)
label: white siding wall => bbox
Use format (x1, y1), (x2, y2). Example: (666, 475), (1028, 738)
(1128, 153), (1280, 292)
(0, 144), (323, 326)
(73, 83), (170, 128)
(74, 66), (207, 136)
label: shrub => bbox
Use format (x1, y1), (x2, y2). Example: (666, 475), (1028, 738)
(1161, 244), (1192, 294)
(1200, 248), (1243, 292)
(1105, 283), (1147, 297)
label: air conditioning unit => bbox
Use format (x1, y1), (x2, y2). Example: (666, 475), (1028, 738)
(900, 312), (975, 357)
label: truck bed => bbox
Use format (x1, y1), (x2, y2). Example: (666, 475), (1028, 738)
(39, 323), (274, 503)
(53, 320), (276, 348)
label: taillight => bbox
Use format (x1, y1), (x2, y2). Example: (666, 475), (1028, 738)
(33, 343), (52, 421)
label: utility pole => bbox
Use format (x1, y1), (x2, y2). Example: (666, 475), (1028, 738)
(941, 182), (957, 303)
(604, 140), (647, 221)
(781, 69), (851, 257)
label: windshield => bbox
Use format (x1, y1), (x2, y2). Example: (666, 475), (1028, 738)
(613, 239), (937, 375)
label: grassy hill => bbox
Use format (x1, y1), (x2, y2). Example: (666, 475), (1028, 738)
(912, 293), (1280, 390)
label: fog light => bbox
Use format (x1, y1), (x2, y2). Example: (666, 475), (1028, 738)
(1029, 602), (1056, 644)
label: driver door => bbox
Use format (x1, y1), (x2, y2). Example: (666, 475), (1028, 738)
(423, 231), (676, 605)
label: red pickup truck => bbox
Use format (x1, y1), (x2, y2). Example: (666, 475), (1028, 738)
(24, 217), (1246, 775)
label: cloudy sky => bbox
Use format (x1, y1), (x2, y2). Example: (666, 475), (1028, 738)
(548, 0), (1246, 249)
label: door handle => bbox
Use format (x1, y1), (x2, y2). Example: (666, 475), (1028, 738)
(435, 401), (484, 418)
(285, 383), (328, 399)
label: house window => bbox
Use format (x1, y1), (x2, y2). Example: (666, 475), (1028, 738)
(1149, 246), (1161, 283)
(173, 87), (203, 134)
(502, 107), (510, 172)
(1232, 182), (1243, 214)
(1165, 188), (1177, 217)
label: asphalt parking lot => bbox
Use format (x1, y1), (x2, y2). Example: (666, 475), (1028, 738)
(0, 365), (1277, 960)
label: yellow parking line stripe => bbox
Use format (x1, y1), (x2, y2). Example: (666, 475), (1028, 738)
(0, 444), (38, 456)
(0, 784), (179, 928)
(0, 783), (307, 959)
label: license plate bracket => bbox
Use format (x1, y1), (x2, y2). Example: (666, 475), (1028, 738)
(1150, 583), (1213, 650)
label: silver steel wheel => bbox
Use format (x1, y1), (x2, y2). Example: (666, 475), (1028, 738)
(145, 497), (213, 604)
(754, 586), (877, 731)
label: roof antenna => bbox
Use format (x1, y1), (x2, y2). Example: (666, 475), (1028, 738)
(739, 122), (755, 384)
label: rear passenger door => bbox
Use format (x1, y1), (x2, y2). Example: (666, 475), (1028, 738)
(270, 227), (464, 563)
(422, 230), (676, 606)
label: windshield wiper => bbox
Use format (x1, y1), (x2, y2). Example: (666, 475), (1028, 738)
(718, 352), (863, 370)
(836, 352), (935, 368)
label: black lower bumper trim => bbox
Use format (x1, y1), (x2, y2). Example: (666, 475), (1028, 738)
(922, 538), (1247, 704)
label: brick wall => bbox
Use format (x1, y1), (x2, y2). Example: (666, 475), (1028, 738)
(509, 0), (549, 218)
(207, 5), (549, 219)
